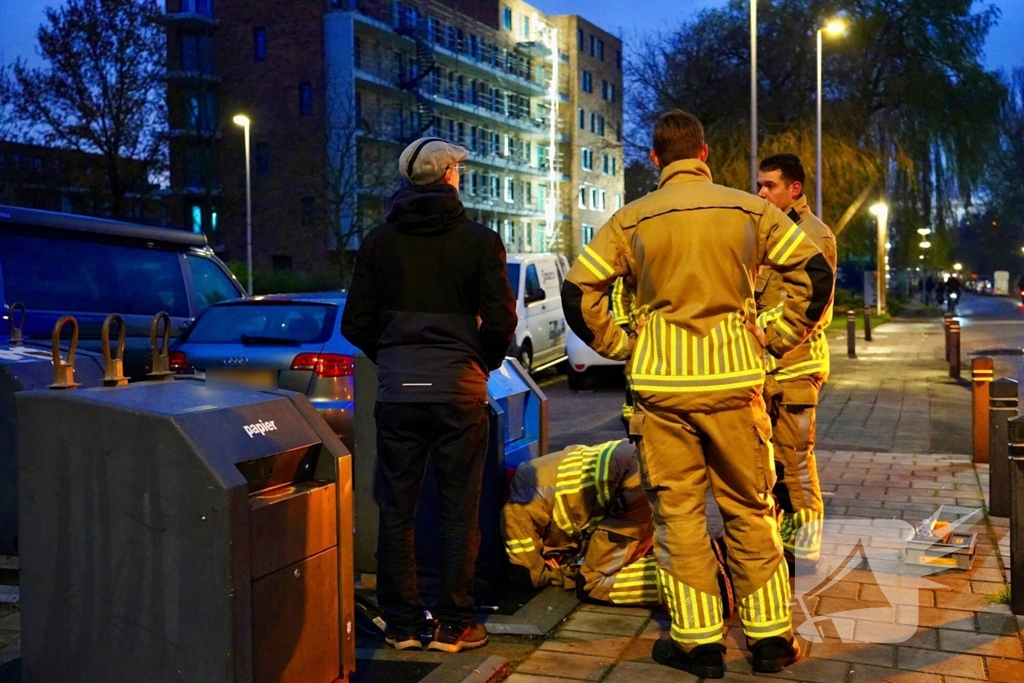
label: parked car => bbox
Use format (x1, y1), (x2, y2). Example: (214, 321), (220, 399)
(0, 204), (246, 379)
(566, 328), (626, 389)
(170, 293), (356, 450)
(506, 252), (570, 373)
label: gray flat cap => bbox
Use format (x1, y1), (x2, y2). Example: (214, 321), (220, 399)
(399, 137), (468, 186)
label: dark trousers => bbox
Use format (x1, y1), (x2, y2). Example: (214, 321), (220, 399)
(374, 400), (489, 634)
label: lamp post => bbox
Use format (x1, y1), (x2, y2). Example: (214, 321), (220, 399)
(870, 202), (888, 315)
(232, 114), (253, 296)
(750, 0), (758, 193)
(816, 19), (846, 218)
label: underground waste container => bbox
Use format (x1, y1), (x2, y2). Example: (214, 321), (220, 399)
(16, 378), (355, 683)
(351, 356), (547, 576)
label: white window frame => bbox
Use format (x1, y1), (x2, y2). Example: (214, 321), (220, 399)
(598, 189), (606, 212)
(582, 223), (594, 245)
(504, 176), (515, 203)
(590, 187), (598, 210)
(582, 148), (593, 171)
(578, 185), (586, 209)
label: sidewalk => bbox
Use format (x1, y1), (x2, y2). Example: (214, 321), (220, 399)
(504, 318), (1024, 683)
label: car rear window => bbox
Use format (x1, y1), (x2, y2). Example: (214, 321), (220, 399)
(0, 233), (189, 317)
(185, 302), (337, 344)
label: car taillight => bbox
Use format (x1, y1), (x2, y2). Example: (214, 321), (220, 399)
(291, 353), (354, 378)
(168, 351), (188, 373)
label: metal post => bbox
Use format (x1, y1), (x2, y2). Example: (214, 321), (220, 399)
(1007, 416), (1024, 614)
(972, 357), (995, 463)
(990, 378), (1018, 517)
(863, 306), (872, 342)
(749, 0), (758, 194)
(243, 122), (253, 297)
(944, 313), (953, 361)
(815, 28), (823, 218)
(949, 320), (961, 379)
(846, 310), (856, 359)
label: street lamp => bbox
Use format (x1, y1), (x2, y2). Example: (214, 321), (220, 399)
(917, 228), (931, 236)
(232, 114), (253, 296)
(919, 241), (932, 249)
(870, 201), (888, 315)
(816, 19), (846, 217)
(953, 263), (963, 272)
(750, 0), (758, 193)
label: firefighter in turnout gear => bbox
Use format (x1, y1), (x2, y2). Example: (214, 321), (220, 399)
(612, 277), (638, 426)
(755, 155), (838, 575)
(562, 110), (834, 678)
(501, 440), (659, 605)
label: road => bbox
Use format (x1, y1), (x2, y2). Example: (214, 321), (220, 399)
(538, 292), (1024, 454)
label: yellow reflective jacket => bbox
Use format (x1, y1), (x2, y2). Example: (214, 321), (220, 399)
(563, 159), (835, 412)
(755, 196), (838, 383)
(501, 439), (651, 588)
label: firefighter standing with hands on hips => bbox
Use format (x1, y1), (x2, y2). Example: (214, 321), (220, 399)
(561, 110), (834, 678)
(755, 154), (837, 576)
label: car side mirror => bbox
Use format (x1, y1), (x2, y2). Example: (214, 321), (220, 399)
(525, 287), (546, 304)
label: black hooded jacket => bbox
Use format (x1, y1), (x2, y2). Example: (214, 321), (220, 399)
(341, 183), (517, 403)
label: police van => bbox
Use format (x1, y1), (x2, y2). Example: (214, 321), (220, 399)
(506, 253), (569, 373)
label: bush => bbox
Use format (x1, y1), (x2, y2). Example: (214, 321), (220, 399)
(225, 260), (344, 296)
(833, 288), (864, 311)
(887, 298), (904, 316)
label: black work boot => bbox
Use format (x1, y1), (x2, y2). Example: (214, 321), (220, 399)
(751, 636), (801, 673)
(651, 639), (725, 679)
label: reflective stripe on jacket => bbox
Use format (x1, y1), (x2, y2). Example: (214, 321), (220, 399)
(562, 159), (835, 412)
(755, 195), (838, 383)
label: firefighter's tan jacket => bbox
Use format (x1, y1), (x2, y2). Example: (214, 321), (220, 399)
(563, 159), (835, 412)
(755, 195), (838, 386)
(501, 440), (651, 588)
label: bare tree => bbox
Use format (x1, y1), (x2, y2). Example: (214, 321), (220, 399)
(3, 0), (166, 220)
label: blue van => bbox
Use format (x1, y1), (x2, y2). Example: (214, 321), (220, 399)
(0, 205), (246, 379)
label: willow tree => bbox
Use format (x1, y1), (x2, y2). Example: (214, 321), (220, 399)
(626, 0), (1004, 267)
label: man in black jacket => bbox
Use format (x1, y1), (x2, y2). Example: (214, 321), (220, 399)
(341, 137), (517, 654)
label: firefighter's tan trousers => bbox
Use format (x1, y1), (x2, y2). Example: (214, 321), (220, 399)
(765, 377), (824, 565)
(632, 395), (792, 647)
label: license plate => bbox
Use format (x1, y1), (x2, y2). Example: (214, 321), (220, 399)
(206, 368), (278, 389)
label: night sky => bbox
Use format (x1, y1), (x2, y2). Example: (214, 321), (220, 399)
(0, 0), (1020, 74)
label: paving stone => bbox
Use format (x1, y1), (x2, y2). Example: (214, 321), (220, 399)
(515, 650), (614, 681)
(895, 647), (987, 679)
(540, 631), (633, 659)
(985, 656), (1024, 682)
(847, 664), (942, 682)
(576, 604), (654, 618)
(615, 637), (656, 663)
(851, 622), (937, 648)
(860, 584), (933, 607)
(817, 597), (895, 623)
(976, 612), (1023, 636)
(0, 614), (19, 632)
(808, 639), (896, 667)
(754, 655), (850, 682)
(559, 610), (648, 637)
(935, 591), (1013, 614)
(602, 660), (700, 683)
(937, 629), (1024, 658)
(505, 675), (569, 683)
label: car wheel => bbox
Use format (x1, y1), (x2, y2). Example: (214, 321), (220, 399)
(567, 366), (590, 390)
(517, 343), (533, 373)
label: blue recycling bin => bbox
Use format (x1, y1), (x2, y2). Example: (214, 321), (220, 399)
(351, 357), (548, 576)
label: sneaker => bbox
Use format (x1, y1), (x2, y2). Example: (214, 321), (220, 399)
(427, 621), (489, 653)
(651, 639), (725, 679)
(384, 630), (422, 651)
(751, 636), (801, 673)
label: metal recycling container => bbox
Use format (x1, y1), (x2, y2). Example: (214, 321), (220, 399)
(351, 357), (547, 576)
(0, 337), (104, 557)
(16, 379), (355, 683)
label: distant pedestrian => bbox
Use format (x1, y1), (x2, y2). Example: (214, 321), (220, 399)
(342, 137), (517, 653)
(925, 276), (936, 304)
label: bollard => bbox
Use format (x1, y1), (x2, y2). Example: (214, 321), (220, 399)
(847, 310), (857, 359)
(864, 306), (873, 342)
(948, 320), (961, 379)
(972, 357), (995, 463)
(944, 313), (953, 361)
(1007, 416), (1024, 615)
(989, 378), (1018, 517)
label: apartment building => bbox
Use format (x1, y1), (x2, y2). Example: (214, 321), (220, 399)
(162, 0), (623, 274)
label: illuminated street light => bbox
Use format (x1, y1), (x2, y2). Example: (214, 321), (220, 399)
(232, 114), (253, 296)
(917, 228), (931, 236)
(919, 241), (932, 249)
(816, 19), (847, 217)
(870, 202), (888, 314)
(953, 263), (963, 272)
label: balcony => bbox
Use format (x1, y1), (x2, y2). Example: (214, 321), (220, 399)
(162, 70), (220, 85)
(155, 12), (218, 30)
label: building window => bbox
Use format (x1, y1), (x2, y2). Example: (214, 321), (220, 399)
(582, 148), (593, 171)
(598, 115), (605, 136)
(578, 185), (586, 209)
(503, 135), (511, 157)
(180, 0), (213, 14)
(255, 142), (269, 176)
(522, 16), (530, 40)
(181, 34), (214, 74)
(578, 107), (584, 130)
(301, 197), (314, 225)
(616, 49), (622, 70)
(504, 219), (515, 245)
(581, 71), (592, 93)
(589, 35), (595, 57)
(598, 189), (607, 211)
(582, 224), (594, 245)
(601, 154), (609, 175)
(504, 176), (515, 203)
(469, 171), (478, 196)
(273, 255), (293, 271)
(615, 193), (623, 210)
(254, 27), (266, 61)
(577, 29), (583, 50)
(502, 6), (512, 31)
(609, 83), (616, 102)
(299, 82), (313, 116)
(597, 39), (604, 61)
(353, 36), (361, 69)
(590, 112), (596, 133)
(612, 157), (617, 175)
